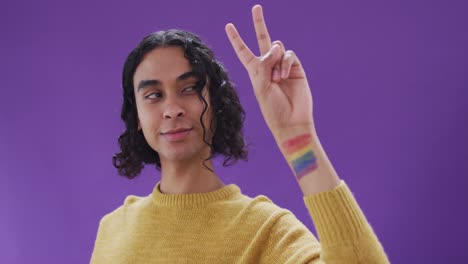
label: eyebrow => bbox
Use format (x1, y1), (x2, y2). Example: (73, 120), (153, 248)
(136, 71), (198, 92)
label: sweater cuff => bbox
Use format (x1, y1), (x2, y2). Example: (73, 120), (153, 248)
(303, 180), (375, 246)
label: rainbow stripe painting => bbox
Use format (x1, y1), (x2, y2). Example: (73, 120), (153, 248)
(281, 134), (318, 180)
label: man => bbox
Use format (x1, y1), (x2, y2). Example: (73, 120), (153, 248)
(91, 5), (389, 263)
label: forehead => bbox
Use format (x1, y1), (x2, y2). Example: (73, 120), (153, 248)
(133, 46), (191, 85)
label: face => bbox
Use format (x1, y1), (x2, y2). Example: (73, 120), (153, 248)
(133, 46), (214, 165)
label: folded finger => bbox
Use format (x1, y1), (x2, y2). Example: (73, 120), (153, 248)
(281, 50), (296, 79)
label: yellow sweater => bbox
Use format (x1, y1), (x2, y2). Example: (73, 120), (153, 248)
(90, 180), (389, 263)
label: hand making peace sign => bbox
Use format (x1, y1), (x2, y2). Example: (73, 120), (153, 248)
(225, 5), (315, 137)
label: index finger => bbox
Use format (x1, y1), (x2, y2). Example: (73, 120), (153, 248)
(225, 23), (256, 68)
(252, 4), (272, 56)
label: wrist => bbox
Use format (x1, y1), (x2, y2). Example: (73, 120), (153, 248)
(273, 125), (341, 195)
(272, 123), (318, 149)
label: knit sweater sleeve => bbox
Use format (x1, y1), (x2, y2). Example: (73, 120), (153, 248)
(261, 180), (390, 263)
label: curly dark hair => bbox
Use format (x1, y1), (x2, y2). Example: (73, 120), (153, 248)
(112, 29), (249, 179)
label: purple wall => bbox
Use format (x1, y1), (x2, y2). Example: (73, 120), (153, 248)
(1, 0), (467, 263)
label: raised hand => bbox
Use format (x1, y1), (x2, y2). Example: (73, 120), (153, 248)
(225, 4), (315, 138)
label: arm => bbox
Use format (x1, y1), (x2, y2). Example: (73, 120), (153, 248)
(224, 5), (340, 195)
(274, 125), (341, 196)
(225, 5), (389, 263)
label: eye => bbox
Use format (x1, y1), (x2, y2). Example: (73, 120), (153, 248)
(183, 86), (197, 93)
(145, 92), (162, 99)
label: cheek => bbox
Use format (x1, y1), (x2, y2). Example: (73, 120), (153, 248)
(139, 116), (161, 152)
(200, 92), (213, 123)
(196, 99), (212, 125)
(140, 113), (159, 132)
(201, 109), (215, 140)
(137, 106), (160, 136)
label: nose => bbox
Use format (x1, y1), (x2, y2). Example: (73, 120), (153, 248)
(163, 100), (185, 119)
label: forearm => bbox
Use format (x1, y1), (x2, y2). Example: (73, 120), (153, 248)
(274, 125), (390, 262)
(273, 124), (341, 196)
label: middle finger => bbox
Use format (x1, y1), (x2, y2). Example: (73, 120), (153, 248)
(252, 5), (272, 56)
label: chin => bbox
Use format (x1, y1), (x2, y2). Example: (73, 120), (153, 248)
(159, 147), (201, 162)
(159, 145), (212, 164)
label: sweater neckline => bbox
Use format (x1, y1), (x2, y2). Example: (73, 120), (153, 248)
(151, 182), (241, 206)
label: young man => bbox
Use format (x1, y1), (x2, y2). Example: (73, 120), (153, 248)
(91, 5), (389, 263)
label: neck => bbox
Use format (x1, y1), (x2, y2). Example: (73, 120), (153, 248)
(159, 158), (224, 194)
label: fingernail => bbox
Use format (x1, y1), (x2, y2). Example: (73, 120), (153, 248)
(272, 45), (279, 56)
(281, 69), (287, 79)
(273, 69), (280, 81)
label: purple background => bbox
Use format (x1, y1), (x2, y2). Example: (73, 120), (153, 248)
(1, 0), (467, 263)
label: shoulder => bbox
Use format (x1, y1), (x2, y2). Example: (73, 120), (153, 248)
(98, 194), (148, 228)
(242, 196), (321, 263)
(233, 193), (316, 244)
(246, 194), (288, 213)
(234, 192), (294, 225)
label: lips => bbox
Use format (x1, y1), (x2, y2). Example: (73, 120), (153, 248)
(161, 128), (193, 142)
(162, 128), (193, 135)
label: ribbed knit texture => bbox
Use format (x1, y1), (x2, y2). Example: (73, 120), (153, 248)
(90, 180), (389, 263)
